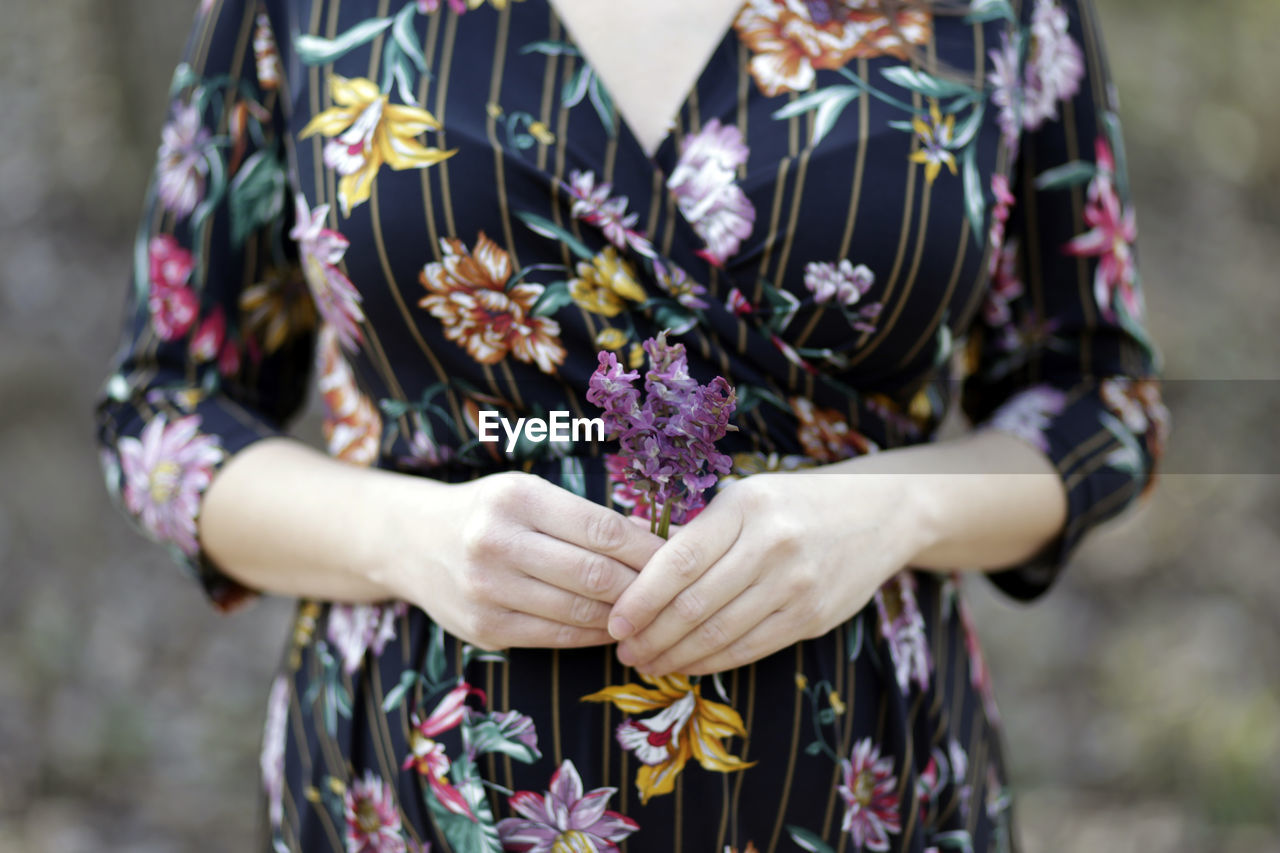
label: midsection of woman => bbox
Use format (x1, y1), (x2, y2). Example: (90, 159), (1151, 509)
(94, 0), (1168, 850)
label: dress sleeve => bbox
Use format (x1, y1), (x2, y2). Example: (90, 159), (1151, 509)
(94, 0), (317, 612)
(957, 0), (1171, 601)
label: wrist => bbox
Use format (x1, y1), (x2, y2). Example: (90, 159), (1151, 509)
(349, 465), (459, 600)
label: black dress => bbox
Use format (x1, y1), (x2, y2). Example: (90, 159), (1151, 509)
(94, 0), (1168, 850)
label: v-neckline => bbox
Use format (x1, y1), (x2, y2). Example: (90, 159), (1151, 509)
(537, 0), (748, 164)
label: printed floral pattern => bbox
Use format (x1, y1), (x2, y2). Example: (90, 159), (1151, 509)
(418, 232), (567, 374)
(497, 760), (638, 851)
(301, 75), (455, 217)
(582, 673), (754, 804)
(734, 0), (932, 96)
(666, 119), (756, 266)
(118, 413), (224, 556)
(94, 0), (1165, 848)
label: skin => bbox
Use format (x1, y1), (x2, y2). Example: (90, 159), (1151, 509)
(546, 0), (749, 157)
(200, 428), (1066, 671)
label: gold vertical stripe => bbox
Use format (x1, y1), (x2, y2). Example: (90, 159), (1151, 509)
(765, 644), (806, 853)
(752, 157), (792, 304)
(418, 9), (444, 263)
(486, 3), (521, 270)
(434, 11), (460, 238)
(551, 648), (563, 765)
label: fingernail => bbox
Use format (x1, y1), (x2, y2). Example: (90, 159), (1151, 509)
(609, 616), (634, 640)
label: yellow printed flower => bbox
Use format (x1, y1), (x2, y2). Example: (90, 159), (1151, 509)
(627, 342), (645, 369)
(569, 247), (646, 317)
(528, 121), (555, 145)
(300, 76), (456, 216)
(595, 327), (627, 351)
(908, 100), (957, 185)
(582, 673), (754, 804)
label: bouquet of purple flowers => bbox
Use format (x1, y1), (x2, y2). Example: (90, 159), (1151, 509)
(587, 332), (737, 538)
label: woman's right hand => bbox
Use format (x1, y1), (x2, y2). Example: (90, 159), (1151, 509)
(382, 470), (668, 652)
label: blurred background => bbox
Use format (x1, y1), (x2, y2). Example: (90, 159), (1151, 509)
(0, 0), (1276, 850)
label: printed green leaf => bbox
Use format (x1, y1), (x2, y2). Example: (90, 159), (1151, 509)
(962, 143), (985, 245)
(464, 712), (542, 764)
(561, 66), (590, 107)
(515, 211), (595, 259)
(587, 74), (618, 136)
(381, 669), (418, 712)
(531, 280), (575, 316)
(519, 40), (580, 57)
(951, 103), (986, 149)
(560, 456), (586, 497)
(772, 85), (860, 149)
(229, 150), (285, 247)
(426, 623), (447, 684)
(1033, 160), (1097, 191)
(190, 146), (228, 234)
(786, 825), (836, 853)
(392, 3), (427, 73)
(652, 301), (697, 336)
(296, 17), (394, 65)
(964, 0), (1016, 23)
(880, 65), (973, 99)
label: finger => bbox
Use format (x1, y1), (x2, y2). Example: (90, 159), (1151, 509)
(678, 608), (802, 675)
(493, 576), (614, 630)
(531, 491), (667, 572)
(614, 554), (755, 668)
(508, 530), (639, 604)
(471, 609), (615, 651)
(630, 582), (780, 676)
(606, 499), (744, 641)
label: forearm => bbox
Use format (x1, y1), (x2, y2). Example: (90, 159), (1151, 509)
(197, 437), (456, 602)
(815, 428), (1068, 572)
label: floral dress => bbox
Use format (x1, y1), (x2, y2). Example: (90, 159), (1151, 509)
(94, 0), (1169, 850)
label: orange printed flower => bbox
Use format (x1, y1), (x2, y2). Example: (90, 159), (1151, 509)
(582, 673), (754, 804)
(419, 232), (567, 375)
(791, 396), (880, 461)
(734, 0), (932, 96)
(317, 324), (382, 466)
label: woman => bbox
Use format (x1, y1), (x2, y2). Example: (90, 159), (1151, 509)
(95, 0), (1169, 849)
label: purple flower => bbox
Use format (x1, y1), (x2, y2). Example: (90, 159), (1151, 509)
(587, 333), (737, 528)
(497, 759), (638, 852)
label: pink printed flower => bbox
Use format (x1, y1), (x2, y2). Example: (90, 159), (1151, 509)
(1064, 138), (1139, 323)
(156, 100), (211, 218)
(874, 572), (931, 694)
(402, 681), (486, 819)
(418, 0), (467, 12)
(983, 240), (1024, 328)
(983, 384), (1068, 453)
(118, 413), (224, 555)
(666, 119), (756, 267)
(497, 759), (639, 852)
(189, 305), (241, 376)
(260, 674), (289, 829)
(343, 770), (407, 853)
(1023, 0), (1085, 130)
(987, 32), (1023, 149)
(838, 738), (901, 852)
(565, 170), (655, 258)
(803, 259), (875, 307)
(327, 601), (408, 674)
(290, 193), (366, 350)
(147, 235), (199, 341)
(252, 12), (282, 90)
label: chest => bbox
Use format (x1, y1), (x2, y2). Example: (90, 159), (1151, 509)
(545, 0), (749, 157)
(284, 0), (1009, 398)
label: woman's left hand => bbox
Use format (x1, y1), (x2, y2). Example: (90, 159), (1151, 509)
(607, 468), (934, 676)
